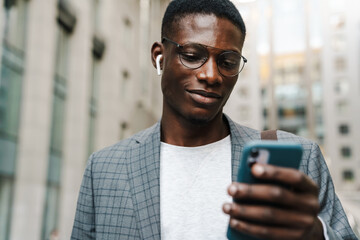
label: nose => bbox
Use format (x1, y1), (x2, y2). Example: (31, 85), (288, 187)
(196, 57), (222, 85)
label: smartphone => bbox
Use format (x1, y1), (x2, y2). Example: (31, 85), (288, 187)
(227, 140), (303, 240)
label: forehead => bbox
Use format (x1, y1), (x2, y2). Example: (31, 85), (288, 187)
(171, 14), (244, 52)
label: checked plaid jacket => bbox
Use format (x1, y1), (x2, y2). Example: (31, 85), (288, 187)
(71, 115), (357, 239)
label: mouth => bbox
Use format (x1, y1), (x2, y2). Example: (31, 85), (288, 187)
(186, 89), (222, 105)
(187, 89), (221, 98)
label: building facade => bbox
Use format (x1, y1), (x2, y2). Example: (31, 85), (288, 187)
(224, 1), (262, 130)
(259, 50), (322, 142)
(1, 0), (359, 240)
(0, 0), (169, 239)
(321, 0), (360, 191)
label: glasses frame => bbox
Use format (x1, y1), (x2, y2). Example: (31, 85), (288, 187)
(162, 37), (247, 77)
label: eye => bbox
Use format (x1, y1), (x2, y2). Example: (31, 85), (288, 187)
(180, 52), (204, 62)
(219, 59), (239, 69)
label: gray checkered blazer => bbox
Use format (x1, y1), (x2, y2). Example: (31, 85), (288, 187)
(71, 115), (357, 239)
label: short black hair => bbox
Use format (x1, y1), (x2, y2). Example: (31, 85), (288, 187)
(161, 0), (246, 39)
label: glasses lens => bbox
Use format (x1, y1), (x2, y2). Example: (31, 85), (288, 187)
(217, 52), (242, 77)
(178, 43), (208, 69)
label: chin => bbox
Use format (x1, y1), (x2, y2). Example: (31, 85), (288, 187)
(187, 116), (210, 125)
(185, 111), (220, 125)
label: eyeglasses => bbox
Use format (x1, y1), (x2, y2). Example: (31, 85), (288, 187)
(162, 37), (247, 77)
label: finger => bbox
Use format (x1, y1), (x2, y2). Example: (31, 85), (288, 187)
(228, 218), (306, 240)
(223, 202), (316, 228)
(227, 183), (320, 214)
(251, 163), (319, 194)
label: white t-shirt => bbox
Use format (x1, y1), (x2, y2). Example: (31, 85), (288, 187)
(160, 136), (232, 240)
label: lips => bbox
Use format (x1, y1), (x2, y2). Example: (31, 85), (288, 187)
(187, 89), (222, 105)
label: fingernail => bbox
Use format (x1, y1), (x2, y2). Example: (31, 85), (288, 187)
(229, 185), (237, 195)
(230, 219), (239, 228)
(253, 164), (265, 175)
(223, 203), (231, 213)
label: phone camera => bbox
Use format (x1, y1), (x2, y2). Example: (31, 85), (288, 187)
(250, 148), (259, 158)
(248, 148), (259, 167)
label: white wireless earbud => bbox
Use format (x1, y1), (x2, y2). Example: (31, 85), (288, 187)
(156, 54), (163, 76)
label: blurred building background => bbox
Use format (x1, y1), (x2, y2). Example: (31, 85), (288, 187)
(0, 0), (359, 239)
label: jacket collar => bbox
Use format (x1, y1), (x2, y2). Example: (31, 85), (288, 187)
(127, 114), (258, 239)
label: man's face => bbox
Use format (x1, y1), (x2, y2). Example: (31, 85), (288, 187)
(161, 14), (245, 124)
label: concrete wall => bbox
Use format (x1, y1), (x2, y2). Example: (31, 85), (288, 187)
(2, 0), (167, 239)
(10, 0), (58, 239)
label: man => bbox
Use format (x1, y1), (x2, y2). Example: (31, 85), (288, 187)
(71, 0), (357, 239)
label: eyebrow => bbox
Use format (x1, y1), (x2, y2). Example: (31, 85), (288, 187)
(162, 37), (241, 54)
(197, 42), (241, 54)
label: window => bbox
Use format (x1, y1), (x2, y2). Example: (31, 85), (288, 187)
(334, 57), (346, 72)
(0, 54), (23, 140)
(339, 124), (349, 135)
(119, 122), (128, 140)
(335, 57), (347, 72)
(88, 0), (103, 157)
(0, 177), (13, 240)
(343, 170), (354, 182)
(332, 34), (347, 52)
(238, 86), (248, 98)
(92, 0), (100, 31)
(337, 100), (348, 114)
(42, 27), (69, 240)
(42, 183), (60, 240)
(87, 59), (100, 157)
(3, 0), (28, 51)
(334, 77), (349, 95)
(341, 146), (352, 158)
(0, 0), (28, 238)
(121, 69), (130, 101)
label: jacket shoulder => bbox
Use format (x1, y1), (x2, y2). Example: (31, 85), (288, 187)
(89, 122), (160, 163)
(276, 130), (315, 147)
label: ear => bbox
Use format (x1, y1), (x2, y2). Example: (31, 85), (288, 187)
(151, 42), (163, 69)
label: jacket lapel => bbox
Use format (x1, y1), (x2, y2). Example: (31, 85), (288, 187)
(126, 116), (260, 239)
(127, 123), (162, 239)
(226, 115), (260, 181)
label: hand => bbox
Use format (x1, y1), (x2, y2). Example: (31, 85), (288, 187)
(223, 163), (324, 240)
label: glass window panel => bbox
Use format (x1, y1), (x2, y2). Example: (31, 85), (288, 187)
(332, 34), (347, 52)
(88, 59), (99, 157)
(0, 138), (17, 175)
(54, 30), (69, 79)
(334, 77), (349, 95)
(120, 69), (129, 101)
(0, 57), (23, 138)
(42, 185), (60, 240)
(47, 154), (61, 185)
(92, 0), (101, 31)
(49, 28), (69, 156)
(0, 177), (13, 240)
(340, 147), (352, 158)
(87, 114), (96, 158)
(334, 57), (346, 72)
(337, 100), (348, 114)
(90, 60), (100, 103)
(49, 87), (66, 154)
(343, 170), (354, 182)
(339, 124), (350, 135)
(43, 26), (69, 239)
(3, 0), (28, 51)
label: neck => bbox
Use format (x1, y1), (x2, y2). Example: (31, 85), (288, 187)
(160, 112), (230, 147)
